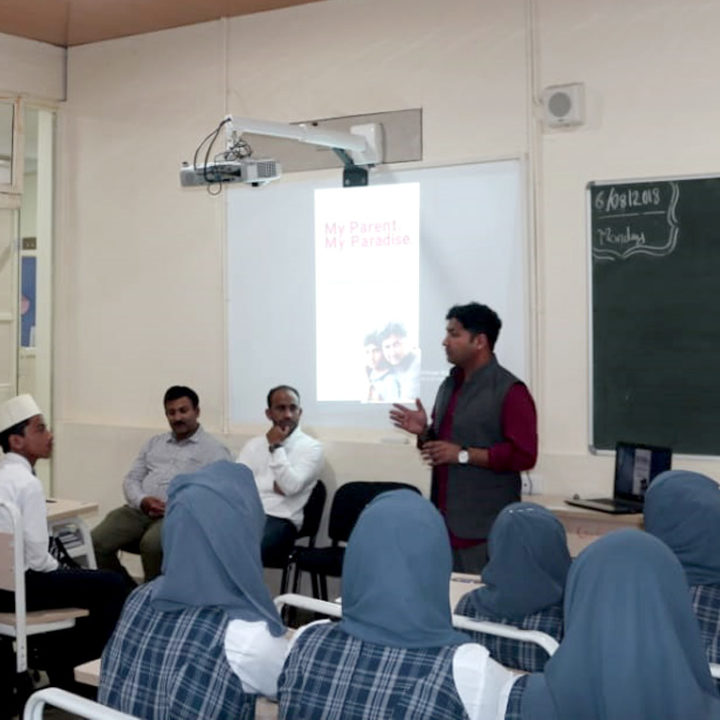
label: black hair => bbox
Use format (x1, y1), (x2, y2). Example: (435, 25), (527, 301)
(267, 385), (301, 408)
(446, 302), (502, 349)
(0, 418), (31, 454)
(379, 322), (408, 342)
(363, 331), (380, 347)
(163, 386), (199, 409)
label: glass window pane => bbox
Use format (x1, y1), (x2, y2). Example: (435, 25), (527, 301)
(0, 208), (19, 404)
(0, 102), (13, 185)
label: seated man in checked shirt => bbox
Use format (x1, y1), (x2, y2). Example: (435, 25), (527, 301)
(92, 385), (232, 585)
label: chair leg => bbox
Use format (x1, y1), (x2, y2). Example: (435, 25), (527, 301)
(280, 565), (289, 595)
(318, 575), (329, 602)
(292, 564), (302, 594)
(1, 670), (33, 720)
(0, 642), (15, 720)
(310, 573), (321, 599)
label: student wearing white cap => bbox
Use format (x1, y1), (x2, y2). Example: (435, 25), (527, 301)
(0, 394), (128, 690)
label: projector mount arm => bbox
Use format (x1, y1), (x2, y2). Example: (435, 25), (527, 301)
(225, 115), (384, 167)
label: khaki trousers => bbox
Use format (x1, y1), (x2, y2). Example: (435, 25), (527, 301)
(91, 505), (163, 583)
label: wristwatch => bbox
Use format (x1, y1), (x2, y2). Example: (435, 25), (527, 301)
(458, 447), (470, 464)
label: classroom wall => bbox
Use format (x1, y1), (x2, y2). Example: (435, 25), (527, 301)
(0, 32), (65, 100)
(534, 0), (720, 488)
(51, 0), (720, 522)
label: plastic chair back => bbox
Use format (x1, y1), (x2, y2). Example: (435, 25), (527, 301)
(0, 500), (88, 673)
(297, 480), (326, 544)
(328, 481), (420, 544)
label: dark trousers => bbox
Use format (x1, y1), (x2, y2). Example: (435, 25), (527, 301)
(0, 567), (129, 686)
(451, 540), (488, 575)
(261, 515), (297, 567)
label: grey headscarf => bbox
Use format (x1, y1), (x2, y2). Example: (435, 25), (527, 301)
(522, 530), (720, 720)
(150, 460), (284, 636)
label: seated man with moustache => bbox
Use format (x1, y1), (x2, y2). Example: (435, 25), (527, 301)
(236, 385), (324, 567)
(92, 385), (232, 585)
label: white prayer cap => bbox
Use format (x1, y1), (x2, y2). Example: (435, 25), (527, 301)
(0, 394), (42, 434)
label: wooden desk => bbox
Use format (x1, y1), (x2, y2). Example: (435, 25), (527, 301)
(46, 498), (99, 523)
(74, 657), (101, 687)
(528, 494), (643, 555)
(449, 572), (482, 609)
(46, 498), (99, 568)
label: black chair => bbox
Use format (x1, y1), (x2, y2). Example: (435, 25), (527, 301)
(266, 480), (327, 595)
(291, 481), (420, 600)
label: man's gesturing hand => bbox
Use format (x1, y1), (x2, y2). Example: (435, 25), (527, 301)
(389, 399), (428, 436)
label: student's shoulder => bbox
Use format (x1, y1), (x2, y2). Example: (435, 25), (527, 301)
(287, 619), (334, 652)
(0, 460), (43, 492)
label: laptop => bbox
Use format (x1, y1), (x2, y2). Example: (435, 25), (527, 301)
(564, 442), (672, 514)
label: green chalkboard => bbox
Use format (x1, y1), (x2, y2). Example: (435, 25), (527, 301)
(590, 176), (720, 455)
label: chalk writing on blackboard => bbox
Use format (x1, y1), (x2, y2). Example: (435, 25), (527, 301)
(591, 181), (679, 261)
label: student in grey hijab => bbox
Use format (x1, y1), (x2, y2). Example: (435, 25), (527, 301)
(512, 529), (720, 720)
(99, 461), (287, 720)
(279, 490), (518, 720)
(455, 502), (570, 671)
(645, 469), (720, 681)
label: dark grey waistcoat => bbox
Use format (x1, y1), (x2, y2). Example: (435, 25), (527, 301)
(430, 356), (522, 539)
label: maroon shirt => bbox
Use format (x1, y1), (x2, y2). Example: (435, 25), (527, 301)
(434, 370), (537, 547)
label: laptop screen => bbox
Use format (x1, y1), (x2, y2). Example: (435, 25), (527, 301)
(614, 442), (672, 502)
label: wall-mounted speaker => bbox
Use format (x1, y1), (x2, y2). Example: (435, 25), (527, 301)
(541, 83), (585, 128)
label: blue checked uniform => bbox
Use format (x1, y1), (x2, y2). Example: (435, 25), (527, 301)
(690, 584), (720, 689)
(99, 583), (255, 720)
(503, 675), (528, 720)
(455, 593), (563, 672)
(279, 622), (470, 720)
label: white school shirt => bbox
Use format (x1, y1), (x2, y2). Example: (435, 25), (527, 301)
(224, 619), (289, 699)
(236, 428), (324, 529)
(287, 620), (519, 720)
(0, 452), (58, 572)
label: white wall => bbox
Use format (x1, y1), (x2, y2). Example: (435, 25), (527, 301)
(52, 0), (720, 521)
(0, 32), (64, 100)
(535, 0), (720, 492)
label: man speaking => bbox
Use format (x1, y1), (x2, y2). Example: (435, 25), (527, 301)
(390, 302), (537, 573)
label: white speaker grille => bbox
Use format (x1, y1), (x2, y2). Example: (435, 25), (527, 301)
(541, 83), (585, 128)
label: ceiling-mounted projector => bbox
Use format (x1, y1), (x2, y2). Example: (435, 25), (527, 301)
(181, 115), (383, 191)
(180, 158), (280, 187)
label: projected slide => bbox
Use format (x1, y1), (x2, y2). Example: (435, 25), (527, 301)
(315, 183), (420, 402)
(227, 159), (526, 429)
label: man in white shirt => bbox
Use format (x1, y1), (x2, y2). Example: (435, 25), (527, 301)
(236, 386), (324, 566)
(91, 385), (232, 585)
(0, 394), (128, 690)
